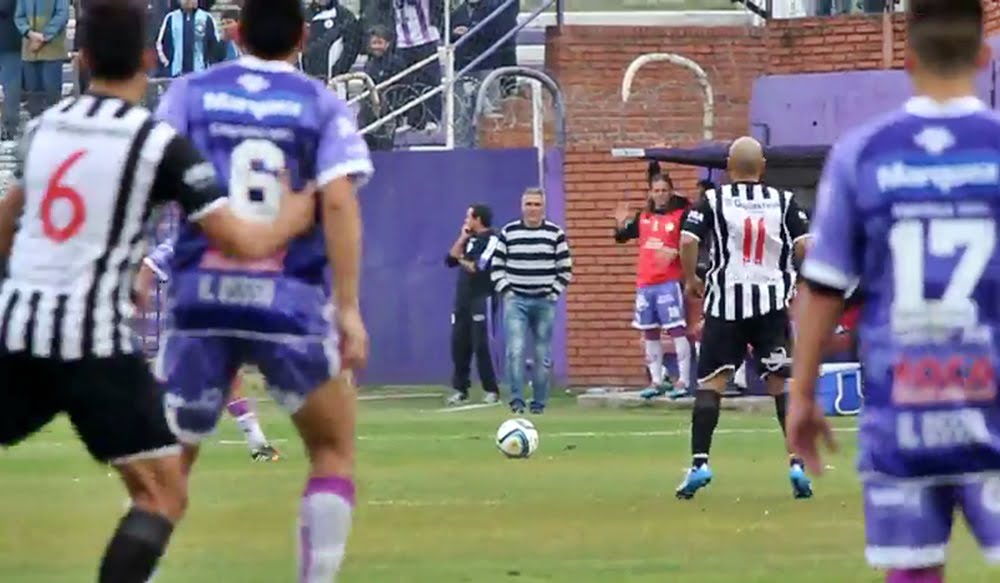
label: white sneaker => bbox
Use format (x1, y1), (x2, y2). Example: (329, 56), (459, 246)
(446, 391), (468, 406)
(394, 122), (412, 134)
(483, 392), (499, 405)
(423, 122), (439, 133)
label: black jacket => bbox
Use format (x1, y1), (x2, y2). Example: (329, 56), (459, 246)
(450, 0), (516, 72)
(302, 1), (361, 79)
(0, 0), (20, 53)
(445, 229), (498, 307)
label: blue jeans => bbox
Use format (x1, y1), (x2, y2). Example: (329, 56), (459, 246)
(23, 60), (63, 118)
(0, 52), (22, 135)
(503, 294), (556, 407)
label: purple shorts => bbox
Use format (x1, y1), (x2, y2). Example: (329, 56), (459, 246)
(863, 475), (1000, 568)
(632, 281), (685, 331)
(155, 332), (340, 443)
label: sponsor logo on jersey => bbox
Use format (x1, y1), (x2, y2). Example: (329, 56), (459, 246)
(876, 161), (1000, 193)
(202, 92), (303, 120)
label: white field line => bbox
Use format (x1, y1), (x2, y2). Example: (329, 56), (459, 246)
(17, 426), (859, 450)
(435, 402), (501, 413)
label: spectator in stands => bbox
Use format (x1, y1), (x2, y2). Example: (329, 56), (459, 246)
(0, 0), (21, 139)
(215, 7), (240, 62)
(156, 0), (221, 78)
(365, 0), (443, 133)
(147, 0), (172, 65)
(450, 0), (517, 146)
(302, 0), (361, 80)
(359, 24), (404, 152)
(15, 0), (68, 118)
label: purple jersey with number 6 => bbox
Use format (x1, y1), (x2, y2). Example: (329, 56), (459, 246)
(803, 97), (1000, 569)
(154, 56), (372, 337)
(152, 56), (372, 434)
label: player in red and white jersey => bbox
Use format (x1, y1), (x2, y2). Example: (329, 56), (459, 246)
(614, 172), (693, 398)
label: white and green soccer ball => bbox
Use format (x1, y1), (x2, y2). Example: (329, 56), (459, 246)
(495, 418), (539, 459)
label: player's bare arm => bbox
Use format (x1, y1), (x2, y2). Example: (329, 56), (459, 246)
(788, 284), (843, 476)
(612, 203), (638, 243)
(197, 174), (317, 260)
(0, 183), (24, 257)
(679, 233), (704, 299)
(321, 176), (368, 371)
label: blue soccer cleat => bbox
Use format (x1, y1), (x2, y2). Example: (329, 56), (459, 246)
(639, 379), (675, 400)
(789, 464), (813, 499)
(675, 465), (713, 500)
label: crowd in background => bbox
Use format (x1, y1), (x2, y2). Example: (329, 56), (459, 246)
(0, 0), (521, 146)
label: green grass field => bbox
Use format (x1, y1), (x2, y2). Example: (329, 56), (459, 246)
(1, 390), (995, 582)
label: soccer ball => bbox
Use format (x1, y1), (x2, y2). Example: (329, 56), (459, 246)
(495, 418), (539, 459)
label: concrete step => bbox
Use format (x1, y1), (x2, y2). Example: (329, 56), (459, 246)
(577, 390), (773, 412)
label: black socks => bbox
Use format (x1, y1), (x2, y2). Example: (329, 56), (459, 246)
(99, 508), (174, 583)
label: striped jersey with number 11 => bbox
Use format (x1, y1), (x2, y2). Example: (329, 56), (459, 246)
(0, 95), (229, 360)
(681, 182), (810, 320)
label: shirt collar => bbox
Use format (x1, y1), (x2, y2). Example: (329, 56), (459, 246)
(904, 96), (986, 118)
(237, 55), (297, 73)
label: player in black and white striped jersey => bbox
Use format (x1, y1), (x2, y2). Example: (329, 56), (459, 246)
(0, 2), (315, 581)
(674, 136), (813, 501)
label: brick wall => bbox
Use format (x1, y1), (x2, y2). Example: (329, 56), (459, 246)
(987, 0), (1000, 35)
(544, 14), (920, 387)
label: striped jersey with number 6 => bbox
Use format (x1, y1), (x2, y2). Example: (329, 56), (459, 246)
(0, 96), (229, 359)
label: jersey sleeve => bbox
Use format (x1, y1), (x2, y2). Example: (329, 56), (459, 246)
(681, 194), (712, 241)
(154, 76), (190, 133)
(150, 132), (228, 220)
(143, 239), (175, 282)
(784, 194), (811, 243)
(800, 139), (862, 292)
(316, 89), (374, 189)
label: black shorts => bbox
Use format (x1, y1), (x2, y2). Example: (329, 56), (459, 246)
(0, 352), (178, 464)
(697, 309), (792, 383)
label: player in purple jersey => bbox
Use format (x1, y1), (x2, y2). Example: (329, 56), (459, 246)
(138, 239), (281, 462)
(790, 1), (1000, 581)
(153, 1), (372, 581)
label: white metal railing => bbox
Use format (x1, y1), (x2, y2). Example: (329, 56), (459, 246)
(621, 53), (715, 141)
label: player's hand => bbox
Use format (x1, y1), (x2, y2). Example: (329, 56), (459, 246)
(685, 277), (705, 300)
(655, 247), (678, 263)
(277, 171), (317, 236)
(613, 202), (631, 225)
(338, 306), (369, 371)
(133, 262), (157, 313)
(785, 390), (838, 476)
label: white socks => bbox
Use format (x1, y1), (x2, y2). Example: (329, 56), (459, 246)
(674, 336), (692, 388)
(644, 339), (665, 384)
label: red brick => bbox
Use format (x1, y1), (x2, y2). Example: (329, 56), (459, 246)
(478, 15), (921, 385)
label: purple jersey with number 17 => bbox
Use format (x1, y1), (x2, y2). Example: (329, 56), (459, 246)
(804, 97), (1000, 480)
(154, 56), (373, 337)
(803, 97), (1000, 570)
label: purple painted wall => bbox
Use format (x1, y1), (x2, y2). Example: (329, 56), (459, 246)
(358, 147), (565, 386)
(750, 34), (1000, 146)
(138, 148), (564, 388)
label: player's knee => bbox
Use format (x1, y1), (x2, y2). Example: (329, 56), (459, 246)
(121, 459), (188, 522)
(764, 373), (789, 396)
(693, 389), (721, 413)
(642, 328), (660, 340)
(307, 439), (354, 477)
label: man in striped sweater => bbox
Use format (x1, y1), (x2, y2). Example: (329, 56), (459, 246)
(491, 188), (573, 414)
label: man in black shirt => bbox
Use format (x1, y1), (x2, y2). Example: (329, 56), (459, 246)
(445, 204), (501, 406)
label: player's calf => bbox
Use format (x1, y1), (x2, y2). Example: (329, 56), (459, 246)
(292, 373), (357, 582)
(102, 456), (187, 583)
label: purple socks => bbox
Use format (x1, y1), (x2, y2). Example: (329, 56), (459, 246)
(886, 568), (944, 583)
(298, 475), (355, 583)
(226, 397), (252, 418)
